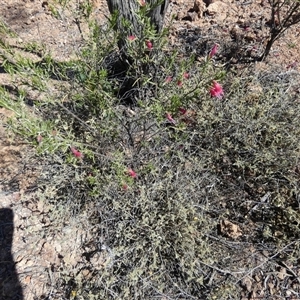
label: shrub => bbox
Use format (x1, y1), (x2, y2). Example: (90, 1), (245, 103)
(1, 2), (300, 299)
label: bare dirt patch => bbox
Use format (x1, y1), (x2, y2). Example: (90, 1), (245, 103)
(170, 0), (300, 70)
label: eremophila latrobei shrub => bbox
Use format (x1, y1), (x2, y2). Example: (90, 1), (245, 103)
(1, 2), (300, 299)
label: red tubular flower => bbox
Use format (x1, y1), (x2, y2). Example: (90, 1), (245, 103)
(145, 40), (153, 50)
(209, 44), (218, 58)
(166, 113), (176, 124)
(177, 80), (183, 87)
(128, 35), (136, 41)
(210, 81), (224, 99)
(140, 0), (146, 6)
(179, 107), (187, 115)
(165, 76), (172, 83)
(128, 168), (137, 178)
(183, 72), (189, 79)
(71, 147), (83, 159)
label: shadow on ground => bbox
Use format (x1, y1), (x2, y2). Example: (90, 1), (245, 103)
(0, 208), (23, 300)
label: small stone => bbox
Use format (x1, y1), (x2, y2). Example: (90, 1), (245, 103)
(81, 269), (90, 277)
(206, 2), (227, 21)
(194, 0), (205, 17)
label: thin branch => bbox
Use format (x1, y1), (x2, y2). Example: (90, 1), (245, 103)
(234, 241), (298, 284)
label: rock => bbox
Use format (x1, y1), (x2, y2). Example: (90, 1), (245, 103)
(176, 11), (186, 20)
(186, 11), (199, 21)
(194, 0), (206, 17)
(206, 1), (227, 22)
(220, 219), (243, 239)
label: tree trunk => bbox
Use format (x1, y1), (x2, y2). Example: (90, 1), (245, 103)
(106, 0), (169, 49)
(105, 0), (169, 103)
